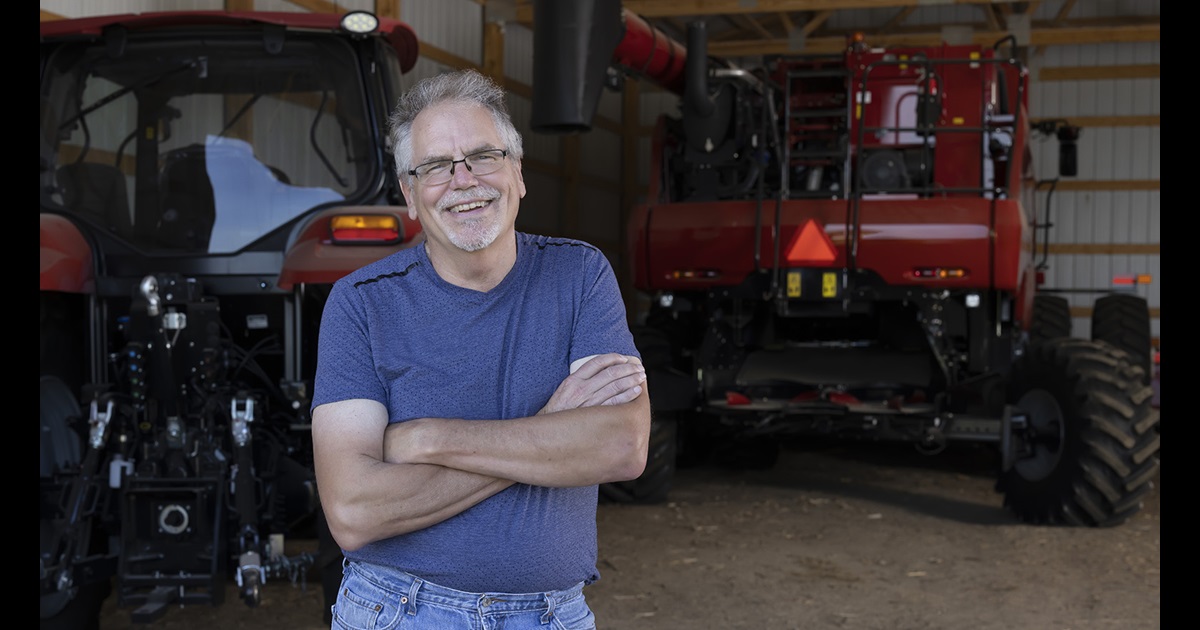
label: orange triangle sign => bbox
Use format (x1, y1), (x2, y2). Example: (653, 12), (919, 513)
(784, 219), (838, 265)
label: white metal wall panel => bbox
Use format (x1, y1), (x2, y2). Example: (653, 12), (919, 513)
(578, 184), (621, 246)
(515, 169), (563, 236)
(504, 22), (535, 87)
(508, 96), (557, 167)
(1029, 32), (1160, 345)
(401, 0), (482, 67)
(580, 129), (620, 180)
(1070, 0), (1160, 19)
(595, 86), (623, 123)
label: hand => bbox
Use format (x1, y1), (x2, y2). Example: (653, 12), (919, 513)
(539, 353), (646, 415)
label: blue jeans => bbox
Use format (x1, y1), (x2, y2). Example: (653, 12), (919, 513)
(330, 559), (597, 630)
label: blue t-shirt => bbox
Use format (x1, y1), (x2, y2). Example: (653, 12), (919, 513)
(311, 231), (639, 593)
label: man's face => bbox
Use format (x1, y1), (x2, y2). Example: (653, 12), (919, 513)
(400, 101), (525, 254)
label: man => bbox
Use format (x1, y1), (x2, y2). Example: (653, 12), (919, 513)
(310, 68), (651, 630)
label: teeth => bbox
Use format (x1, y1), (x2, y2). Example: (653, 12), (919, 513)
(449, 200), (490, 213)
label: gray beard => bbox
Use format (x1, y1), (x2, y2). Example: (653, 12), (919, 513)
(448, 215), (504, 252)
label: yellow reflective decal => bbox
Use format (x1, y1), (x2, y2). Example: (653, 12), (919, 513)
(787, 271), (801, 298)
(822, 272), (837, 297)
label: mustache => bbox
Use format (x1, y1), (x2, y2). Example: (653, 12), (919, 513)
(436, 185), (501, 211)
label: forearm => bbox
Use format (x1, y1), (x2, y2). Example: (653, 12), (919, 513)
(312, 400), (514, 552)
(319, 456), (512, 551)
(398, 392), (650, 487)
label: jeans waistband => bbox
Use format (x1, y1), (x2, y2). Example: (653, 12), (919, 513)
(344, 559), (585, 615)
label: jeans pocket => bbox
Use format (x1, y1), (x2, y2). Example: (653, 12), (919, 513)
(331, 565), (405, 630)
(550, 593), (597, 630)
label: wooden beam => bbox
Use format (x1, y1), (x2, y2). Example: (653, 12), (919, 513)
(376, 0), (400, 21)
(1039, 65), (1159, 81)
(283, 0), (343, 13)
(709, 23), (1159, 56)
(1047, 243), (1160, 255)
(878, 6), (915, 34)
(40, 10), (65, 21)
(1070, 307), (1160, 320)
(482, 21), (505, 84)
(778, 12), (795, 34)
(1048, 180), (1159, 192)
(551, 0), (1032, 20)
(981, 4), (1005, 32)
(800, 10), (833, 37)
(732, 14), (774, 40)
(1032, 115), (1159, 128)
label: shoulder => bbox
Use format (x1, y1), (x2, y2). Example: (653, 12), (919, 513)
(518, 232), (605, 264)
(334, 245), (426, 292)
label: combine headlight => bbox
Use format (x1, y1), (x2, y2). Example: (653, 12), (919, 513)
(341, 11), (379, 36)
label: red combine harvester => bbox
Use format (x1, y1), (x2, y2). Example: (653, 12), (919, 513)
(531, 1), (1159, 526)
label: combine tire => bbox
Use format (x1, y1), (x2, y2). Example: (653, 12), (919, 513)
(600, 414), (677, 504)
(1091, 294), (1153, 385)
(997, 338), (1159, 526)
(1030, 294), (1071, 344)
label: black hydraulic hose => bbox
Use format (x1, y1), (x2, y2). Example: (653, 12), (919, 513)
(1034, 178), (1060, 271)
(219, 93), (265, 138)
(764, 81), (786, 297)
(992, 35), (1018, 116)
(310, 91), (349, 188)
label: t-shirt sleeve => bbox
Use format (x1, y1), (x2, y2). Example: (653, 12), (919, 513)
(310, 279), (385, 412)
(569, 249), (639, 367)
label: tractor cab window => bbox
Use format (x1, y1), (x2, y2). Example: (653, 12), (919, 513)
(40, 33), (376, 254)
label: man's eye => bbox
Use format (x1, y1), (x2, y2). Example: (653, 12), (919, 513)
(422, 162), (450, 175)
(472, 153), (498, 164)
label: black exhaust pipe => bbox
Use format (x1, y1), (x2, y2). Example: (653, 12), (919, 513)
(530, 0), (624, 134)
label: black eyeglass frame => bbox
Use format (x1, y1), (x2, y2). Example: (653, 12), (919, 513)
(407, 148), (509, 183)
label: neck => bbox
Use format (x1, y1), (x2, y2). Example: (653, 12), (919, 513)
(425, 230), (517, 292)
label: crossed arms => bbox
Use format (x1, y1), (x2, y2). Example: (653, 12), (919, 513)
(312, 353), (651, 552)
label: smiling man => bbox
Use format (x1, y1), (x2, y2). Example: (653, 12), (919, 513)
(309, 69), (651, 630)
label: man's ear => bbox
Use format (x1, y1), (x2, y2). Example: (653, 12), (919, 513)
(514, 159), (526, 199)
(398, 177), (417, 219)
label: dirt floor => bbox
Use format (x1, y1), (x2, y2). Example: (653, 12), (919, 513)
(98, 439), (1161, 630)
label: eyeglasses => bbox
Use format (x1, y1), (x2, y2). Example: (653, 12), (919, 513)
(408, 148), (509, 185)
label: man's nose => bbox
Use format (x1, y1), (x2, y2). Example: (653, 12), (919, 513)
(449, 160), (479, 186)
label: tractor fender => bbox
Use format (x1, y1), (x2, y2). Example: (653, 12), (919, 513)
(278, 206), (423, 290)
(40, 214), (94, 293)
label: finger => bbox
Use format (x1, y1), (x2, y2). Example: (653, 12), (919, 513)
(600, 384), (644, 406)
(585, 371), (647, 407)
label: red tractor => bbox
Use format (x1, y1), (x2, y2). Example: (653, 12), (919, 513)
(532, 1), (1159, 525)
(40, 10), (424, 627)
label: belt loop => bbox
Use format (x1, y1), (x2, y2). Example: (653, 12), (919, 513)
(540, 591), (555, 625)
(404, 577), (423, 616)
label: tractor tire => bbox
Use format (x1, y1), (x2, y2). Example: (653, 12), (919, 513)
(600, 414), (677, 504)
(1091, 294), (1153, 385)
(1030, 294), (1072, 345)
(997, 338), (1160, 527)
(40, 375), (111, 630)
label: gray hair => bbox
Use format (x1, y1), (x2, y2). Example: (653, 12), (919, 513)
(388, 69), (524, 186)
